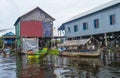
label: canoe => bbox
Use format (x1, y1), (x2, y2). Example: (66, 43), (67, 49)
(60, 49), (102, 57)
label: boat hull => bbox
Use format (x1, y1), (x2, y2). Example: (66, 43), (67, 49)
(60, 49), (101, 57)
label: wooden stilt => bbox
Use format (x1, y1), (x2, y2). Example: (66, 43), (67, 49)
(104, 33), (108, 47)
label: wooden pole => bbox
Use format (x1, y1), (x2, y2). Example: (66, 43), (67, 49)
(104, 33), (108, 47)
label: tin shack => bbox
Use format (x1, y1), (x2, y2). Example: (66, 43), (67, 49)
(14, 7), (55, 53)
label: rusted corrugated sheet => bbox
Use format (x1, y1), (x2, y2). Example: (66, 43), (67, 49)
(43, 22), (52, 37)
(20, 21), (43, 37)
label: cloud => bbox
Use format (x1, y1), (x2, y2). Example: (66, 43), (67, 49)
(0, 0), (111, 36)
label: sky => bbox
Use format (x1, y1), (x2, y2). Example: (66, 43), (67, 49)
(0, 0), (111, 36)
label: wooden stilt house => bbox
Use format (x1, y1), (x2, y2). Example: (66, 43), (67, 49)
(2, 32), (16, 50)
(14, 7), (55, 53)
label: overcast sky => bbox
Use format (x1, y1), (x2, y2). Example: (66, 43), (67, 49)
(0, 0), (111, 36)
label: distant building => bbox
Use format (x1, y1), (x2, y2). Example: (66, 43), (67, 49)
(14, 7), (55, 52)
(59, 0), (120, 46)
(2, 32), (16, 49)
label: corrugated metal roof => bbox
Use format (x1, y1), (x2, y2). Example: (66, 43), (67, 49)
(3, 32), (15, 36)
(58, 38), (90, 47)
(14, 7), (55, 26)
(65, 0), (120, 23)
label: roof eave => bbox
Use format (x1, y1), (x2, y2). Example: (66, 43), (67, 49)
(58, 24), (65, 30)
(14, 17), (20, 26)
(14, 7), (55, 26)
(65, 0), (120, 23)
(21, 7), (55, 21)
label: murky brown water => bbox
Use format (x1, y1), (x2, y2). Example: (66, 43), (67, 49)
(0, 52), (120, 78)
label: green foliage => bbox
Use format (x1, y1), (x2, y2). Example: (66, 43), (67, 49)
(48, 49), (59, 55)
(38, 48), (48, 58)
(38, 48), (59, 57)
(27, 48), (59, 59)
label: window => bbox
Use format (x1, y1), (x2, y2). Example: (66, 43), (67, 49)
(110, 14), (115, 25)
(74, 25), (78, 32)
(94, 19), (99, 28)
(83, 22), (88, 30)
(68, 27), (71, 33)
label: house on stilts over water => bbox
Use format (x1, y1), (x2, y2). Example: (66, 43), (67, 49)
(14, 7), (55, 53)
(58, 0), (120, 48)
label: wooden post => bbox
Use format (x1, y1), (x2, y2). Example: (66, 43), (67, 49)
(51, 22), (53, 49)
(104, 33), (108, 47)
(90, 35), (93, 39)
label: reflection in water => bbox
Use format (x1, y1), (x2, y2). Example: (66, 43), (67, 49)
(16, 52), (120, 78)
(1, 51), (119, 78)
(0, 56), (16, 78)
(16, 55), (56, 78)
(54, 56), (102, 78)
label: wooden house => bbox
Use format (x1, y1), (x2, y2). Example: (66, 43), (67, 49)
(14, 7), (55, 52)
(2, 32), (16, 49)
(59, 0), (120, 47)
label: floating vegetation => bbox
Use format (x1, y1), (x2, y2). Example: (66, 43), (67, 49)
(48, 48), (59, 55)
(27, 48), (59, 59)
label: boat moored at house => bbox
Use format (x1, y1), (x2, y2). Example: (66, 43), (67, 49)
(58, 38), (102, 57)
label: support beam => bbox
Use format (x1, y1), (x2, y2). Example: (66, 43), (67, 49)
(104, 33), (108, 47)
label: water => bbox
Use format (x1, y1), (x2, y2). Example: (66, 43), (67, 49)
(0, 52), (120, 78)
(0, 56), (16, 78)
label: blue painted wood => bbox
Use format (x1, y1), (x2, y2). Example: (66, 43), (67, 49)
(64, 4), (120, 38)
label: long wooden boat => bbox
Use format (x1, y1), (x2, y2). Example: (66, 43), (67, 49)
(59, 49), (102, 57)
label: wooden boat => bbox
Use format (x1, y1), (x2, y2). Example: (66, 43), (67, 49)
(58, 38), (102, 57)
(60, 49), (101, 57)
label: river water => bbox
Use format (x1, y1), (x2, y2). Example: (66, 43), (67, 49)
(0, 55), (16, 78)
(0, 52), (120, 78)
